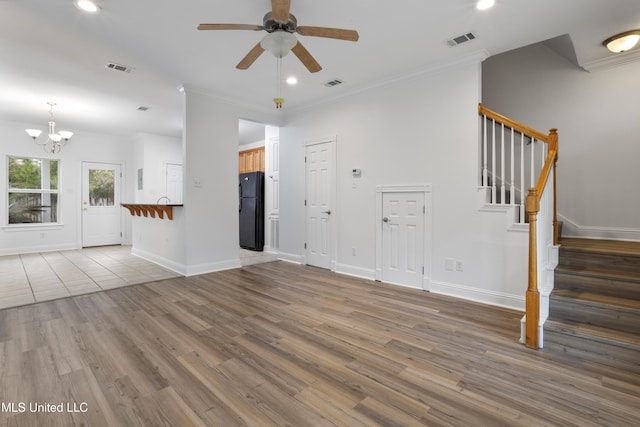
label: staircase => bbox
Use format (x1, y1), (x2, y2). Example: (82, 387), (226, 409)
(544, 238), (640, 352)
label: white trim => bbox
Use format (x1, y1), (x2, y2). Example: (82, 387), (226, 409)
(375, 184), (433, 291)
(581, 49), (640, 72)
(0, 242), (77, 257)
(431, 279), (525, 311)
(304, 136), (337, 271)
(289, 50), (490, 118)
(184, 259), (241, 277)
(132, 247), (241, 277)
(277, 251), (304, 264)
(334, 263), (375, 280)
(558, 213), (640, 242)
(2, 223), (64, 232)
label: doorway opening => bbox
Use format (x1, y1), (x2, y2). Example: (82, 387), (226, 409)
(238, 118), (280, 266)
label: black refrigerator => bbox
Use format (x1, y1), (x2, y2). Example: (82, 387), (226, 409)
(239, 171), (265, 251)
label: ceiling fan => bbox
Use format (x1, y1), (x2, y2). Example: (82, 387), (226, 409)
(198, 0), (359, 73)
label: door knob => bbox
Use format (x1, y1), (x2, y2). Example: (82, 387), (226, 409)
(321, 210), (332, 215)
(382, 217), (389, 223)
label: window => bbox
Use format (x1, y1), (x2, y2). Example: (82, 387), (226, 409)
(7, 156), (60, 224)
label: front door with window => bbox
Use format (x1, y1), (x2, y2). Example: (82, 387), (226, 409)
(82, 162), (121, 247)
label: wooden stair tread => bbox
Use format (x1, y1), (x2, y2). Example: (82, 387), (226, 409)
(555, 264), (640, 282)
(559, 238), (640, 256)
(545, 318), (640, 351)
(551, 289), (640, 310)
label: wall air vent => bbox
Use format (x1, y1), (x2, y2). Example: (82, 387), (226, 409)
(324, 78), (344, 87)
(136, 106), (150, 112)
(446, 32), (476, 47)
(105, 62), (135, 73)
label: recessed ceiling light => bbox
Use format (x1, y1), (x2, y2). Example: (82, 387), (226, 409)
(476, 0), (495, 10)
(76, 0), (100, 13)
(286, 77), (298, 85)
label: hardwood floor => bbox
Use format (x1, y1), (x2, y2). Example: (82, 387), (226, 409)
(0, 261), (638, 426)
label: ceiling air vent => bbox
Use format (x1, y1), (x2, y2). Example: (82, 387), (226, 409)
(105, 62), (135, 73)
(324, 78), (344, 88)
(446, 32), (476, 47)
(136, 106), (150, 112)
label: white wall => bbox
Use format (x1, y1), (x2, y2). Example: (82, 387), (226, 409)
(483, 43), (640, 241)
(131, 132), (182, 203)
(0, 119), (134, 255)
(278, 59), (529, 310)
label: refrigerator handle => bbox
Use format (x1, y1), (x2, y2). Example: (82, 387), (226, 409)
(238, 183), (242, 212)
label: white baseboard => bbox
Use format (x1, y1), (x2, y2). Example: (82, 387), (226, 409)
(519, 315), (546, 349)
(558, 214), (640, 242)
(132, 248), (241, 276)
(0, 242), (78, 257)
(131, 248), (186, 275)
(430, 279), (525, 311)
(277, 251), (304, 264)
(184, 259), (242, 277)
(335, 263), (375, 280)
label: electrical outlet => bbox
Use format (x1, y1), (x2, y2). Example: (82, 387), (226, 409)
(445, 258), (454, 271)
(456, 260), (464, 272)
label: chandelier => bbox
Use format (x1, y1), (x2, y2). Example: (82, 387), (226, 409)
(25, 102), (74, 153)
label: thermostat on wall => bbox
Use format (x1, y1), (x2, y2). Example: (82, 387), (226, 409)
(352, 168), (362, 177)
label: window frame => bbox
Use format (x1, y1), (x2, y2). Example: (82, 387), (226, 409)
(6, 155), (62, 228)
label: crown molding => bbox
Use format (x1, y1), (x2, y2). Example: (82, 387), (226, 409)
(580, 49), (640, 72)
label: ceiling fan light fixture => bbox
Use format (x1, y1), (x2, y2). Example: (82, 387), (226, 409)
(261, 31), (297, 58)
(603, 30), (640, 53)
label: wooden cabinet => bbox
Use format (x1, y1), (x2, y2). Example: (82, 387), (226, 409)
(239, 147), (265, 173)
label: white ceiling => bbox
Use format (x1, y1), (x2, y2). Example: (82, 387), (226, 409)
(1, 0), (639, 139)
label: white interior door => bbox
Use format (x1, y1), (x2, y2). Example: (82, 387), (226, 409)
(381, 192), (425, 288)
(165, 163), (183, 204)
(82, 162), (121, 247)
(305, 140), (335, 269)
(265, 137), (280, 251)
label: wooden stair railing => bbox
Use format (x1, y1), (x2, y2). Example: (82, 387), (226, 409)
(478, 104), (559, 349)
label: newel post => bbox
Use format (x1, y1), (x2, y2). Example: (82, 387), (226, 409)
(525, 188), (540, 348)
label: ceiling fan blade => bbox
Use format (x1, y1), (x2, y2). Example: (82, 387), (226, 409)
(291, 41), (322, 73)
(296, 26), (359, 42)
(236, 43), (265, 70)
(271, 0), (291, 22)
(198, 24), (264, 31)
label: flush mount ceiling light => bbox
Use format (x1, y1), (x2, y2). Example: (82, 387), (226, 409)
(603, 30), (640, 53)
(75, 0), (100, 13)
(25, 102), (74, 154)
(286, 76), (298, 85)
(476, 0), (495, 10)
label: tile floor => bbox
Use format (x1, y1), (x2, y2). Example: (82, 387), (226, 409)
(239, 248), (278, 266)
(0, 246), (279, 310)
(0, 246), (181, 310)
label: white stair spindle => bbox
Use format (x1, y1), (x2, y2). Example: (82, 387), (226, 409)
(501, 123), (506, 204)
(510, 128), (515, 205)
(483, 115), (488, 186)
(491, 119), (496, 204)
(520, 132), (525, 223)
(530, 137), (535, 189)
